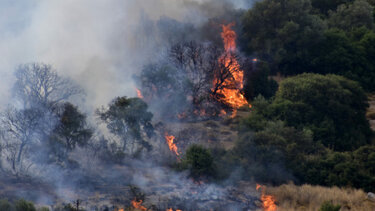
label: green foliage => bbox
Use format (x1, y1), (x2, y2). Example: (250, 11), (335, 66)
(319, 201), (341, 211)
(270, 73), (371, 151)
(311, 0), (351, 14)
(15, 199), (36, 211)
(234, 76), (375, 191)
(244, 63), (278, 100)
(183, 145), (216, 179)
(38, 208), (50, 211)
(241, 0), (375, 91)
(235, 117), (319, 184)
(328, 0), (374, 30)
(0, 199), (13, 211)
(48, 103), (93, 165)
(304, 28), (375, 91)
(241, 0), (325, 71)
(97, 97), (154, 154)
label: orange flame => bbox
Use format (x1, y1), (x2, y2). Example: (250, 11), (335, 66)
(136, 88), (144, 99)
(256, 184), (277, 211)
(213, 23), (249, 111)
(166, 209), (182, 211)
(131, 199), (147, 211)
(164, 133), (180, 156)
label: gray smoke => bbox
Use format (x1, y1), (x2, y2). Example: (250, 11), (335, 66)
(0, 0), (259, 209)
(0, 0), (254, 112)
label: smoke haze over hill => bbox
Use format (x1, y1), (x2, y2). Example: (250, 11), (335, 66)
(0, 0), (253, 111)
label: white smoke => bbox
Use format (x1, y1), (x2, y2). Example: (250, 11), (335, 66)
(0, 0), (253, 112)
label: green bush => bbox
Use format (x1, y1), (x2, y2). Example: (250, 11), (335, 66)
(15, 199), (36, 211)
(244, 62), (278, 100)
(319, 201), (341, 211)
(184, 145), (216, 179)
(269, 73), (371, 151)
(0, 199), (13, 211)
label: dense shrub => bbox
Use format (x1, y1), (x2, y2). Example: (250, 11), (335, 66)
(181, 145), (216, 180)
(269, 73), (371, 151)
(15, 199), (36, 211)
(319, 201), (341, 211)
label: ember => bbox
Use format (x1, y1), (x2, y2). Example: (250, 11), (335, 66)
(131, 199), (147, 211)
(256, 184), (277, 211)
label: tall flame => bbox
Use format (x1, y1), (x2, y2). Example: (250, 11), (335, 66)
(131, 199), (147, 211)
(164, 133), (180, 156)
(214, 23), (249, 110)
(256, 184), (278, 211)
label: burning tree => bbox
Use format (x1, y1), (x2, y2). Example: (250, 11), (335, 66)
(212, 23), (249, 110)
(136, 24), (250, 120)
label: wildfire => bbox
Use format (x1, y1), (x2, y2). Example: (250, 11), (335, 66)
(131, 199), (147, 211)
(256, 184), (277, 211)
(164, 133), (180, 157)
(136, 88), (144, 99)
(166, 209), (182, 211)
(213, 23), (249, 110)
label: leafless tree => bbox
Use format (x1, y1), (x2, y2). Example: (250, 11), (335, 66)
(169, 42), (222, 105)
(0, 107), (54, 174)
(211, 52), (242, 97)
(13, 63), (83, 108)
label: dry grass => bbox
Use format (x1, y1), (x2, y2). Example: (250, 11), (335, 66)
(266, 183), (375, 211)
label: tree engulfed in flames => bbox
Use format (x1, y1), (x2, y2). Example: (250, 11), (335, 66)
(256, 184), (278, 211)
(131, 199), (147, 211)
(164, 133), (180, 157)
(213, 23), (249, 110)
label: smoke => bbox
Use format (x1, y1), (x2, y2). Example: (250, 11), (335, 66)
(0, 0), (254, 112)
(0, 0), (261, 209)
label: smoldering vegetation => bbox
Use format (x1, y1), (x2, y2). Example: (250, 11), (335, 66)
(5, 0), (374, 210)
(0, 1), (268, 211)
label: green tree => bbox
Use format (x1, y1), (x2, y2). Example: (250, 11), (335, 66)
(244, 62), (278, 100)
(15, 199), (36, 211)
(0, 199), (12, 211)
(241, 0), (325, 72)
(48, 103), (93, 164)
(97, 97), (153, 154)
(269, 73), (371, 151)
(311, 0), (352, 14)
(184, 145), (216, 180)
(328, 0), (374, 30)
(235, 118), (318, 184)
